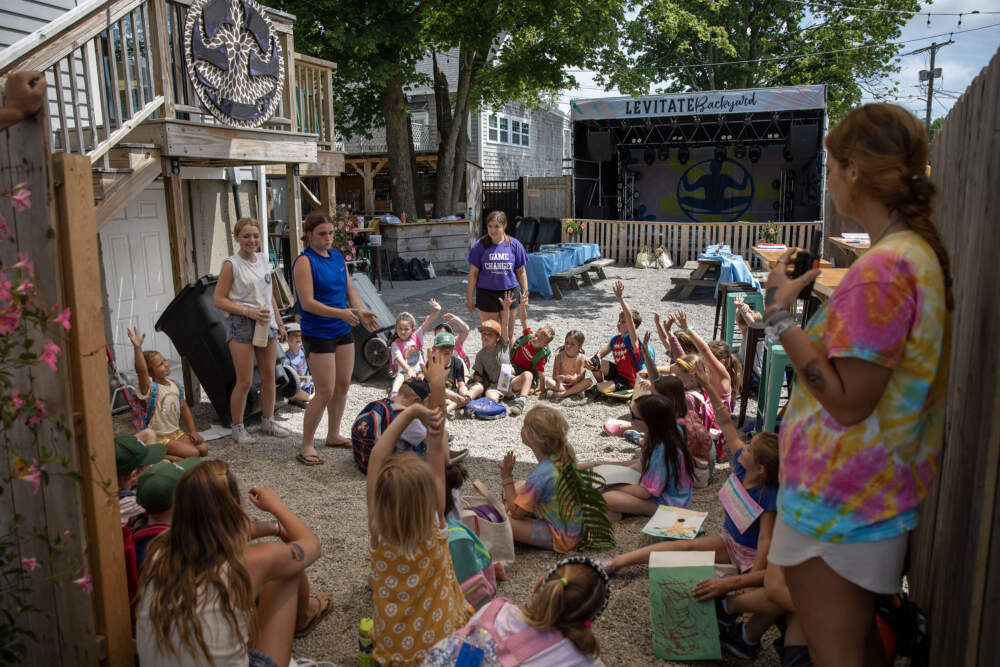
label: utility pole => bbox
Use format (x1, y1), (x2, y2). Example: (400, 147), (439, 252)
(911, 40), (953, 133)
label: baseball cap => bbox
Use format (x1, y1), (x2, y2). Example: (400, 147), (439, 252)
(115, 434), (166, 476)
(137, 457), (201, 514)
(434, 331), (456, 347)
(477, 320), (502, 336)
(285, 322), (301, 334)
(402, 379), (430, 399)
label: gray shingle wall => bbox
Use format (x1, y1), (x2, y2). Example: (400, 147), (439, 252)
(479, 102), (568, 180)
(0, 0), (79, 51)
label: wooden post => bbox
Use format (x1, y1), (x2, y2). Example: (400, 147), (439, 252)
(360, 160), (376, 214)
(281, 31), (298, 132)
(53, 153), (132, 666)
(286, 163), (303, 259)
(149, 0), (175, 119)
(161, 158), (199, 404)
(319, 175), (335, 215)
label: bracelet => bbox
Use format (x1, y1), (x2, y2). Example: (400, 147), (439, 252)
(765, 310), (796, 339)
(502, 477), (514, 485)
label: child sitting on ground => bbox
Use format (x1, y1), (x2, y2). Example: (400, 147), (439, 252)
(587, 394), (693, 516)
(547, 330), (593, 399)
(655, 312), (696, 365)
(127, 327), (207, 459)
(389, 299), (441, 398)
(433, 331), (472, 416)
(133, 457), (200, 571)
(367, 350), (473, 665)
(673, 310), (742, 410)
(435, 312), (471, 367)
(281, 322), (313, 406)
(598, 367), (778, 582)
(443, 462), (498, 610)
(510, 299), (554, 398)
(423, 557), (611, 666)
(467, 291), (533, 416)
(498, 405), (583, 552)
(586, 281), (653, 393)
(115, 433), (166, 526)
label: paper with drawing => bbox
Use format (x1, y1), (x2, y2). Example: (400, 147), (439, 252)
(641, 505), (707, 539)
(649, 551), (721, 661)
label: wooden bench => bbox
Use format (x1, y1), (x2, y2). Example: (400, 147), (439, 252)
(670, 258), (721, 299)
(548, 258), (615, 299)
(585, 258), (614, 280)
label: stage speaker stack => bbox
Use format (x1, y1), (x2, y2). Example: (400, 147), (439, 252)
(788, 124), (819, 162)
(587, 130), (615, 163)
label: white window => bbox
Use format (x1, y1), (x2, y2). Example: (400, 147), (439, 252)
(488, 112), (529, 148)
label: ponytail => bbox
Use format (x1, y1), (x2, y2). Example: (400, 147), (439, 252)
(902, 173), (953, 310)
(522, 564), (604, 657)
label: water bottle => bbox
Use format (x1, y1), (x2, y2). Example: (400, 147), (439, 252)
(252, 300), (270, 348)
(358, 617), (377, 666)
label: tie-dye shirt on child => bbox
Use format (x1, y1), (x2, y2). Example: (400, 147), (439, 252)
(778, 230), (949, 543)
(514, 457), (582, 552)
(640, 440), (693, 508)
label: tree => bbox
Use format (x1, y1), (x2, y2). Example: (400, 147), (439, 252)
(423, 0), (627, 217)
(276, 0), (428, 217)
(928, 116), (945, 145)
(595, 0), (921, 122)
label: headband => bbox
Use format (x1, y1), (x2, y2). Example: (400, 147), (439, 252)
(675, 358), (695, 374)
(543, 556), (611, 621)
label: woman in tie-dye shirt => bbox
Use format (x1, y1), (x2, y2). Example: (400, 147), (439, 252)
(763, 104), (951, 666)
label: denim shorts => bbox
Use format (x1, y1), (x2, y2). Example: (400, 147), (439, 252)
(248, 648), (278, 667)
(226, 314), (278, 344)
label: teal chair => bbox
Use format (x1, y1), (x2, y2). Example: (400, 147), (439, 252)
(722, 291), (764, 348)
(756, 335), (791, 433)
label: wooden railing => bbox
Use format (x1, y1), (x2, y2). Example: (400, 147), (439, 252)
(289, 53), (335, 151)
(561, 219), (825, 268)
(339, 122), (436, 155)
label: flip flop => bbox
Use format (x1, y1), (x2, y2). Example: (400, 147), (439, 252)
(294, 592), (333, 638)
(324, 437), (351, 448)
(296, 452), (325, 466)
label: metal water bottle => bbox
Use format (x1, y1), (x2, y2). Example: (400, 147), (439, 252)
(357, 617), (377, 666)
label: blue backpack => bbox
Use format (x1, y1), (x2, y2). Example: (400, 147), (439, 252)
(465, 397), (507, 420)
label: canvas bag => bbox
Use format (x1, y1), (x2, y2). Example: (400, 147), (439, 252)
(447, 519), (497, 610)
(634, 245), (653, 269)
(654, 245), (673, 269)
(461, 480), (515, 563)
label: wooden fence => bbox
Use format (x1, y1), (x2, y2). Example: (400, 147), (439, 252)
(560, 219), (824, 268)
(523, 175), (572, 220)
(908, 47), (1000, 666)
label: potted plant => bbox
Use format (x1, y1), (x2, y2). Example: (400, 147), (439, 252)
(760, 220), (780, 244)
(564, 219), (584, 241)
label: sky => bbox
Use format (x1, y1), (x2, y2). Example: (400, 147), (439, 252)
(558, 0), (1000, 122)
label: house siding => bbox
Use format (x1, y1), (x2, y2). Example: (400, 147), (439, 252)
(0, 0), (79, 51)
(480, 102), (568, 180)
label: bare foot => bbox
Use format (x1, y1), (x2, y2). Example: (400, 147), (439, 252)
(324, 435), (351, 448)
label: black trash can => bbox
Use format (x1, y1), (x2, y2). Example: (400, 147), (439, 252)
(155, 275), (290, 425)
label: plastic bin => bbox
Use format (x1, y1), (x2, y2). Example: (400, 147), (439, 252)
(155, 275), (292, 425)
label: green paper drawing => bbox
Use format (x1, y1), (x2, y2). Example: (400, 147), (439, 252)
(649, 551), (722, 661)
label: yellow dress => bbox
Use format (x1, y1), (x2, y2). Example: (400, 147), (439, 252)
(370, 523), (473, 666)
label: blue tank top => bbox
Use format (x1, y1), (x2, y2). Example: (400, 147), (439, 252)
(295, 246), (351, 339)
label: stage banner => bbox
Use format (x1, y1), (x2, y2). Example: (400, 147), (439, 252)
(571, 85), (826, 121)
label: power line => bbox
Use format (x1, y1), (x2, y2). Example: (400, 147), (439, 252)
(782, 0), (998, 18)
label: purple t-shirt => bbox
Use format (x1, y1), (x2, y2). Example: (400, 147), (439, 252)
(466, 237), (527, 291)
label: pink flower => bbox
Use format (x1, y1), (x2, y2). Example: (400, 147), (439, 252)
(38, 340), (60, 372)
(51, 307), (72, 331)
(0, 213), (8, 240)
(21, 557), (40, 572)
(0, 305), (21, 335)
(11, 391), (24, 411)
(73, 567), (92, 593)
(26, 400), (47, 425)
(12, 252), (34, 278)
(345, 254), (354, 261)
(15, 458), (42, 495)
(0, 273), (10, 303)
(14, 280), (32, 295)
(9, 187), (30, 212)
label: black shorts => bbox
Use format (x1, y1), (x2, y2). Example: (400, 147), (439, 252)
(475, 287), (520, 313)
(302, 332), (354, 356)
(602, 361), (633, 392)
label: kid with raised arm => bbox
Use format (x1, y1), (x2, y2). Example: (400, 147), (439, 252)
(389, 299), (441, 399)
(546, 330), (592, 399)
(585, 281), (653, 393)
(673, 309), (742, 410)
(367, 350), (473, 665)
(127, 327), (207, 460)
(436, 312), (471, 366)
(467, 291), (533, 415)
(510, 298), (555, 399)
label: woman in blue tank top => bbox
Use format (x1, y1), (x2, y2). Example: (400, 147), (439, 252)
(292, 211), (378, 465)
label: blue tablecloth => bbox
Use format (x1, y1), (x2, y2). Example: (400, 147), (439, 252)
(527, 243), (601, 298)
(697, 244), (760, 297)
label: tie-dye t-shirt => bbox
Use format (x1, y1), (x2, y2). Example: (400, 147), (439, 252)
(514, 458), (582, 552)
(778, 230), (949, 543)
(640, 440), (693, 508)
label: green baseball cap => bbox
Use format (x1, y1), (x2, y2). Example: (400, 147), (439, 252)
(114, 434), (166, 476)
(137, 457), (201, 514)
(434, 331), (456, 347)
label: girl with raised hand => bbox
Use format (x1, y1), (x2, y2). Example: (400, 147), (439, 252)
(136, 460), (328, 667)
(367, 350), (473, 666)
(672, 309), (742, 410)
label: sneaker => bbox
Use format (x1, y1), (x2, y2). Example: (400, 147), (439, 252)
(260, 417), (292, 437)
(509, 397), (527, 417)
(623, 429), (643, 445)
(448, 448), (469, 465)
(231, 423), (252, 444)
(721, 623), (760, 659)
(715, 596), (740, 629)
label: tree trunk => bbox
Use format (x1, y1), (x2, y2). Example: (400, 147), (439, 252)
(433, 43), (478, 218)
(379, 70), (418, 219)
(432, 52), (456, 218)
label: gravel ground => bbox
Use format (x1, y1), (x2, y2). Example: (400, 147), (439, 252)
(120, 265), (779, 666)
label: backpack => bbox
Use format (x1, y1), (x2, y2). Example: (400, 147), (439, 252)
(875, 592), (929, 666)
(390, 256), (408, 281)
(133, 522), (170, 573)
(512, 334), (550, 373)
(465, 398), (507, 420)
(351, 399), (398, 473)
(407, 257), (430, 280)
(421, 598), (565, 667)
(447, 519), (496, 610)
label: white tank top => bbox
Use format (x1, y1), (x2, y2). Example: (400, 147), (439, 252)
(224, 252), (275, 327)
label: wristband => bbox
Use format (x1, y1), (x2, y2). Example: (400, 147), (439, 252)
(502, 477), (514, 485)
(273, 520), (281, 537)
(765, 310), (796, 340)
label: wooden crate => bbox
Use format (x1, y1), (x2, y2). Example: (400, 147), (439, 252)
(380, 220), (472, 274)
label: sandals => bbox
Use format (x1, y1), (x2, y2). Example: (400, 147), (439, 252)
(294, 593), (333, 638)
(296, 452), (325, 466)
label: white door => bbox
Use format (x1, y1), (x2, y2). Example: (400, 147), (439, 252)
(100, 186), (182, 379)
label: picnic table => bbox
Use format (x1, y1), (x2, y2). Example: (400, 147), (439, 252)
(525, 242), (604, 299)
(802, 267), (850, 323)
(670, 257), (722, 299)
(751, 246), (834, 270)
(828, 236), (870, 266)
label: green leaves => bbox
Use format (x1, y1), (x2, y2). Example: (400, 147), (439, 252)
(555, 461), (616, 550)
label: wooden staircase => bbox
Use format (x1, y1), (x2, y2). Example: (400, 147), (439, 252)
(92, 143), (162, 227)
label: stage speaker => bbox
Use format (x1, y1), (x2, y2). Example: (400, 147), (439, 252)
(788, 124), (819, 161)
(588, 130), (615, 162)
